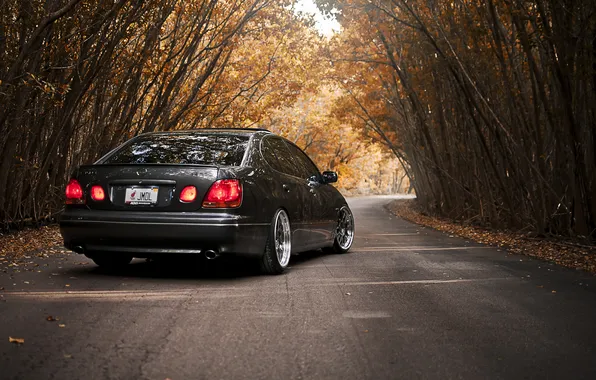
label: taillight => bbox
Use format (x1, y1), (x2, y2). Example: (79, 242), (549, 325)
(90, 185), (105, 201)
(65, 179), (83, 204)
(202, 179), (242, 208)
(179, 186), (197, 203)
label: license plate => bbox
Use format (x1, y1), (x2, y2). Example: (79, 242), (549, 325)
(124, 187), (158, 205)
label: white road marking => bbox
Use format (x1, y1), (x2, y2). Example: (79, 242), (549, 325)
(1, 290), (249, 301)
(335, 278), (508, 286)
(342, 311), (391, 318)
(353, 246), (493, 251)
(2, 278), (511, 300)
(361, 233), (420, 236)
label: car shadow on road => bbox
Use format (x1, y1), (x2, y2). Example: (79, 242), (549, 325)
(65, 250), (329, 281)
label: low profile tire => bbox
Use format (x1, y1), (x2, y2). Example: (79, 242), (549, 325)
(87, 253), (133, 269)
(260, 209), (292, 275)
(324, 205), (355, 254)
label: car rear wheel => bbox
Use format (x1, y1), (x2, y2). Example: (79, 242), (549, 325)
(260, 209), (291, 275)
(324, 205), (354, 254)
(87, 253), (133, 269)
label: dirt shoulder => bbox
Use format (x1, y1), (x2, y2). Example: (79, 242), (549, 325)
(387, 199), (596, 274)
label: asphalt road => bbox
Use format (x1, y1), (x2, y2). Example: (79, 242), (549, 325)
(1, 195), (596, 380)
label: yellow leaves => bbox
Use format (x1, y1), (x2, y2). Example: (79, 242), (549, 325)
(262, 84), (405, 195)
(179, 4), (328, 129)
(9, 337), (25, 344)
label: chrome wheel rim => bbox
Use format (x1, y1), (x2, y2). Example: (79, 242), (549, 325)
(274, 210), (291, 267)
(336, 206), (354, 250)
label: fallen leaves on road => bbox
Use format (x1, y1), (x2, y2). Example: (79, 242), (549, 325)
(388, 199), (596, 274)
(46, 316), (57, 322)
(58, 324), (65, 328)
(9, 337), (24, 344)
(0, 225), (62, 259)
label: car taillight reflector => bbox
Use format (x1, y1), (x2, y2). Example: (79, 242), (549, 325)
(65, 179), (84, 204)
(91, 185), (105, 201)
(180, 186), (197, 203)
(202, 179), (242, 208)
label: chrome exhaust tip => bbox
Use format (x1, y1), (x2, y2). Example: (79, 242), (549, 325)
(204, 250), (219, 260)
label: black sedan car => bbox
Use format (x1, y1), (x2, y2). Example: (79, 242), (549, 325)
(60, 128), (355, 274)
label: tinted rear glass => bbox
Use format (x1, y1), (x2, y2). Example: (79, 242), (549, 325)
(102, 134), (249, 166)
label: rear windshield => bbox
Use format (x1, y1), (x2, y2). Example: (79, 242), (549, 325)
(102, 133), (249, 166)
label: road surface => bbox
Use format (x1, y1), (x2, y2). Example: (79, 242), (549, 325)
(1, 196), (596, 379)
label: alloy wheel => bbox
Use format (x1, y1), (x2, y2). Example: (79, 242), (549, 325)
(336, 206), (354, 251)
(274, 210), (291, 267)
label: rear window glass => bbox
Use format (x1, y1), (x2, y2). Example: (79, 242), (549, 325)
(102, 134), (249, 166)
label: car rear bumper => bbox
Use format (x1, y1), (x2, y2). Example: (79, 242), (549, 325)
(60, 209), (269, 258)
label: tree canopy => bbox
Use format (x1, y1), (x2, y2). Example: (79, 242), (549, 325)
(322, 0), (596, 240)
(1, 0), (594, 241)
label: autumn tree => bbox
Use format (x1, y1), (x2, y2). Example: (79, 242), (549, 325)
(1, 0), (399, 230)
(265, 85), (408, 194)
(320, 0), (596, 240)
(0, 0), (301, 229)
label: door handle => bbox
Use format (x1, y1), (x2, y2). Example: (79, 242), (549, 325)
(282, 184), (291, 193)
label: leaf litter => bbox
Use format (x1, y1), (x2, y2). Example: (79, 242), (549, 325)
(0, 225), (68, 272)
(388, 199), (596, 274)
(0, 225), (62, 259)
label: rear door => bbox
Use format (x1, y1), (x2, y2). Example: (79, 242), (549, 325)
(283, 142), (335, 244)
(260, 136), (314, 249)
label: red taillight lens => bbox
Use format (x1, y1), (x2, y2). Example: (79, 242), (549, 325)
(90, 185), (105, 201)
(202, 179), (242, 208)
(179, 186), (197, 203)
(65, 179), (83, 204)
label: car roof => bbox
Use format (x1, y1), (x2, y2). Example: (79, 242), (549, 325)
(138, 128), (271, 137)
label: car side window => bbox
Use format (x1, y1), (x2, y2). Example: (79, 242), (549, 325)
(261, 137), (299, 176)
(284, 142), (321, 181)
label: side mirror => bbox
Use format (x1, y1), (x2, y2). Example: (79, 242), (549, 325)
(321, 171), (338, 184)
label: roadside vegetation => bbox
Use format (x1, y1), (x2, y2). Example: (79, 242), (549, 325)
(319, 0), (596, 242)
(0, 0), (403, 232)
(1, 0), (595, 248)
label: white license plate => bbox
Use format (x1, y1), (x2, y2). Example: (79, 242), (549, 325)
(124, 187), (159, 205)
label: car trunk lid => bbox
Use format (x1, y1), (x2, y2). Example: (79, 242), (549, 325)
(75, 164), (218, 211)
